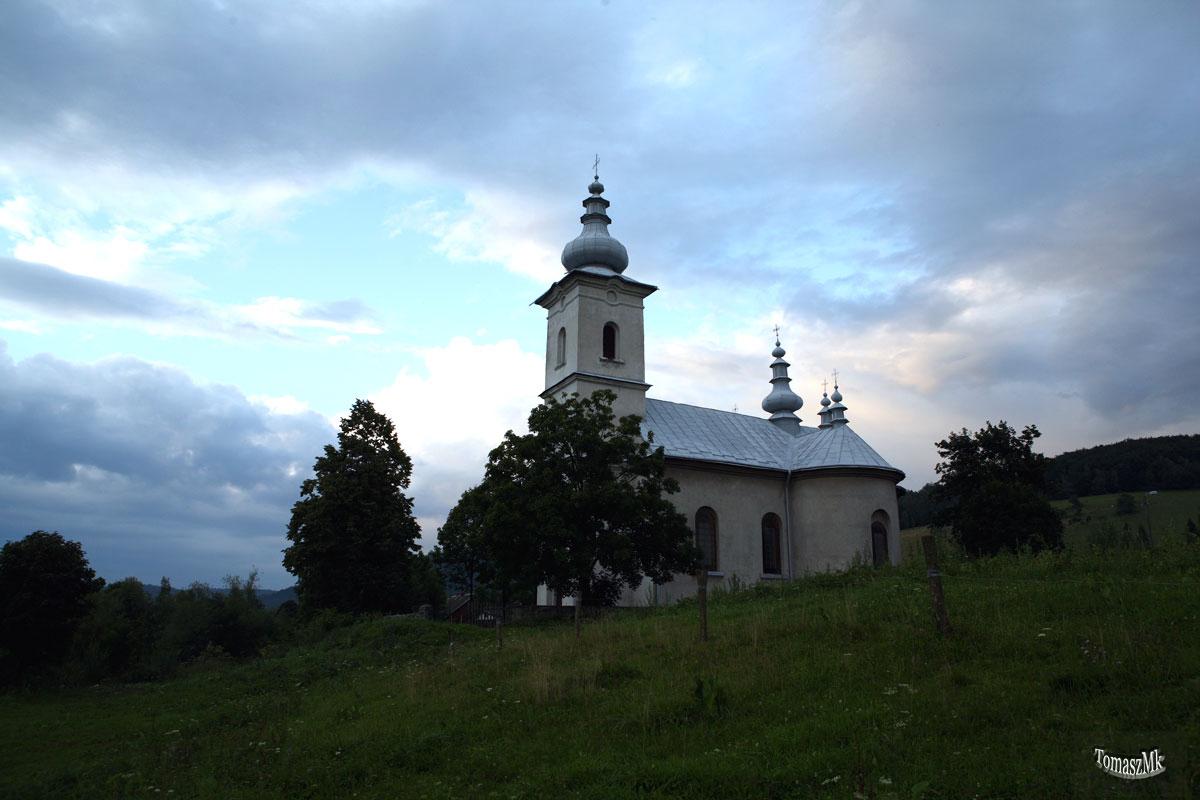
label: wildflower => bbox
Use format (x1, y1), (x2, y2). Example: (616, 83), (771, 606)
(879, 777), (893, 785)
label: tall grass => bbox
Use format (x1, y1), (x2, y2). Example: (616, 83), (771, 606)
(3, 543), (1197, 798)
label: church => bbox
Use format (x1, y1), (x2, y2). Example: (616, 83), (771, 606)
(533, 174), (905, 607)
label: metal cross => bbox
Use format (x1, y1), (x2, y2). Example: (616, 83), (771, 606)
(822, 378), (828, 394)
(832, 369), (839, 387)
(772, 324), (780, 341)
(593, 154), (600, 179)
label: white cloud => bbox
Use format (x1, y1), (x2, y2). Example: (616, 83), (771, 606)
(0, 319), (43, 334)
(388, 189), (562, 283)
(232, 296), (383, 337)
(13, 228), (149, 283)
(370, 335), (543, 546)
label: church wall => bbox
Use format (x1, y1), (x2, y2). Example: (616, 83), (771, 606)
(790, 474), (900, 571)
(619, 462), (789, 606)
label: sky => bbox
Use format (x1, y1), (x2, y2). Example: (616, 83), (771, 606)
(1, 0), (1198, 589)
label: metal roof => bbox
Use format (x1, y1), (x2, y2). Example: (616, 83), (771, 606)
(642, 398), (902, 478)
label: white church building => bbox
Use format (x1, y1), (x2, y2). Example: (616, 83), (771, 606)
(534, 175), (904, 607)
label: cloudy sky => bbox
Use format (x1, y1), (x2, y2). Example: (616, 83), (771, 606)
(1, 1), (1197, 588)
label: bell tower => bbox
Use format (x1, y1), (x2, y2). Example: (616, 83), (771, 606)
(534, 173), (656, 421)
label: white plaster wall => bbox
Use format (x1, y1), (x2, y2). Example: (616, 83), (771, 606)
(542, 276), (648, 390)
(790, 475), (901, 571)
(614, 467), (901, 606)
(619, 463), (790, 606)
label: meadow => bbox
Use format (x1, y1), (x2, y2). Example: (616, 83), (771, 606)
(2, 500), (1198, 798)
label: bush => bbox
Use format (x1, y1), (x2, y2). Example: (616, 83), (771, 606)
(1115, 493), (1138, 515)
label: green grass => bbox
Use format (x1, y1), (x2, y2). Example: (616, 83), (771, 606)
(901, 489), (1200, 561)
(4, 543), (1200, 797)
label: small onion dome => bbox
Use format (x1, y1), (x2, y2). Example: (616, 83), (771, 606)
(818, 389), (833, 429)
(561, 175), (629, 273)
(827, 382), (848, 426)
(761, 338), (803, 423)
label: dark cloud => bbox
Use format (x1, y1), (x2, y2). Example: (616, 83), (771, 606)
(0, 257), (382, 340)
(0, 341), (334, 586)
(0, 255), (185, 319)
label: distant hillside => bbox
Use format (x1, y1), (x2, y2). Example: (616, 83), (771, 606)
(135, 581), (297, 610)
(899, 434), (1200, 527)
(1045, 434), (1200, 499)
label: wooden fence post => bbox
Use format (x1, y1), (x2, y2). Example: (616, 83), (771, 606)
(921, 534), (952, 636)
(696, 568), (709, 642)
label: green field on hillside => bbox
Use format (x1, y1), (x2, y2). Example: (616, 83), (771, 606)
(4, 523), (1199, 797)
(901, 489), (1200, 561)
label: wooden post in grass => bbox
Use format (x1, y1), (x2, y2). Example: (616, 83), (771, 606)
(921, 534), (952, 635)
(696, 568), (709, 642)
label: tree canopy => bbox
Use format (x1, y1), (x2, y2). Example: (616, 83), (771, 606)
(480, 390), (698, 610)
(933, 421), (1063, 556)
(0, 530), (105, 683)
(283, 399), (430, 614)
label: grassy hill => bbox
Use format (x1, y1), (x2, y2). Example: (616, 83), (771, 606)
(900, 488), (1200, 559)
(3, 524), (1199, 797)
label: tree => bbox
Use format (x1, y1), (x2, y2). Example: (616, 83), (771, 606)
(933, 421), (1064, 556)
(435, 483), (494, 598)
(483, 390), (698, 634)
(283, 399), (422, 614)
(0, 531), (105, 682)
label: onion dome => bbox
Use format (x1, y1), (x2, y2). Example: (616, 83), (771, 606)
(827, 378), (848, 426)
(560, 172), (629, 273)
(818, 386), (833, 429)
(762, 337), (803, 432)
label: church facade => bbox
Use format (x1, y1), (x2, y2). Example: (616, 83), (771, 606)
(534, 175), (904, 606)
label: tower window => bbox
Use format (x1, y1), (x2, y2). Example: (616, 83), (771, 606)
(555, 327), (566, 368)
(695, 506), (718, 571)
(602, 322), (618, 360)
(761, 513), (782, 575)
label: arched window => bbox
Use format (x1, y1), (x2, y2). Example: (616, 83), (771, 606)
(871, 509), (890, 567)
(602, 322), (618, 360)
(695, 506), (718, 571)
(761, 513), (782, 575)
(555, 327), (566, 368)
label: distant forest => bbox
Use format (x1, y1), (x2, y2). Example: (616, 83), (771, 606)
(900, 434), (1200, 528)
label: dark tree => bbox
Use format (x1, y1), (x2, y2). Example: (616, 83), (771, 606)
(483, 390), (699, 633)
(1115, 493), (1138, 515)
(434, 484), (494, 598)
(0, 531), (105, 682)
(933, 421), (1064, 556)
(283, 399), (423, 614)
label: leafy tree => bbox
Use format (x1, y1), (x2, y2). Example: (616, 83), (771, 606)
(283, 399), (423, 614)
(70, 578), (157, 682)
(434, 483), (496, 598)
(1115, 493), (1138, 515)
(0, 531), (105, 682)
(933, 421), (1064, 556)
(483, 390), (698, 634)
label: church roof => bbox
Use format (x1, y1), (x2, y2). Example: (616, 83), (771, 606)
(642, 398), (903, 479)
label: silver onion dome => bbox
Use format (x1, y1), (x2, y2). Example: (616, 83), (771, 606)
(560, 175), (629, 273)
(761, 338), (803, 426)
